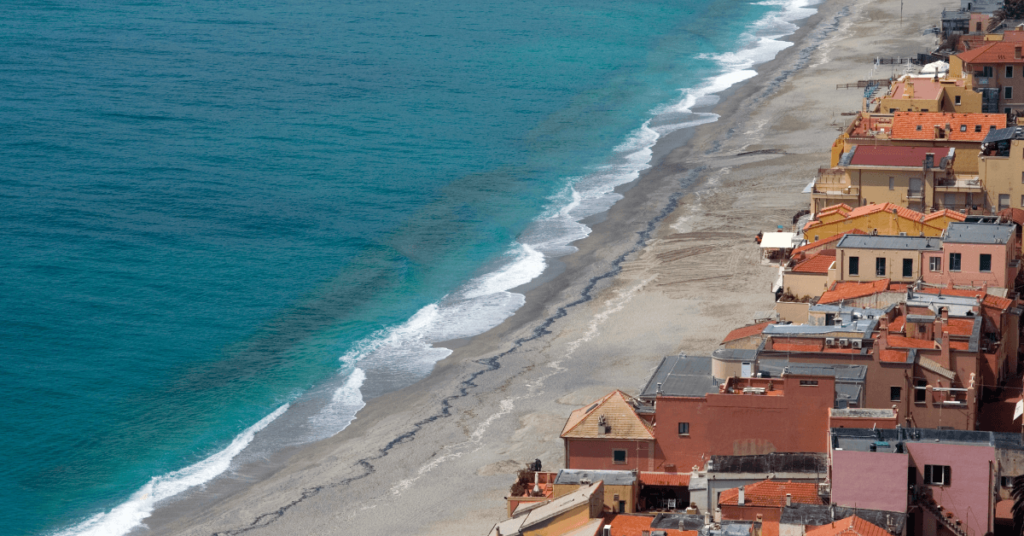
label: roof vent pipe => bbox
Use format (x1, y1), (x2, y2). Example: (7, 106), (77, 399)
(786, 493), (792, 507)
(738, 486), (745, 505)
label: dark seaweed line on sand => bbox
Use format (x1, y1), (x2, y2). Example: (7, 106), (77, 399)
(212, 7), (848, 535)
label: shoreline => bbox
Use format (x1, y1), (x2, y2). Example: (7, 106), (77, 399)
(135, 0), (942, 533)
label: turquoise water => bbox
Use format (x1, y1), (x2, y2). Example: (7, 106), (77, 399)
(0, 0), (813, 534)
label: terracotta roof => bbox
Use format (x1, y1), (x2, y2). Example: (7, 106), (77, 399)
(819, 203), (854, 214)
(561, 390), (655, 440)
(946, 318), (975, 337)
(723, 322), (774, 344)
(998, 207), (1024, 227)
(887, 78), (944, 100)
(608, 515), (696, 536)
(957, 41), (1024, 65)
(818, 279), (893, 305)
(886, 335), (938, 349)
(950, 340), (971, 351)
(983, 294), (1013, 310)
(891, 112), (1006, 142)
(846, 202), (925, 222)
(888, 315), (906, 333)
(922, 209), (968, 222)
(917, 287), (984, 299)
(718, 480), (824, 508)
(791, 252), (836, 274)
(762, 521), (781, 536)
(880, 348), (909, 363)
(773, 341), (824, 352)
(846, 146), (953, 168)
(793, 230), (867, 255)
(805, 516), (891, 536)
(639, 472), (692, 487)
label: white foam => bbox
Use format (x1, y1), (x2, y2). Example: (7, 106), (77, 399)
(56, 404), (289, 536)
(309, 368), (367, 434)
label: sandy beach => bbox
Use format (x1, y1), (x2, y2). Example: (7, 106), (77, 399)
(141, 0), (943, 534)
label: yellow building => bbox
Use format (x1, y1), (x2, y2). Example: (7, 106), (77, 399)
(803, 202), (965, 243)
(490, 481), (604, 536)
(810, 145), (975, 214)
(551, 470), (637, 514)
(978, 127), (1024, 210)
(877, 75), (982, 114)
(834, 234), (943, 284)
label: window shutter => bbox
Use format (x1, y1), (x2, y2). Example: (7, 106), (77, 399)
(944, 466), (951, 486)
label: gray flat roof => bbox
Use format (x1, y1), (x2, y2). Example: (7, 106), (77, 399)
(757, 360), (868, 382)
(763, 321), (875, 336)
(831, 408), (894, 418)
(650, 513), (705, 531)
(832, 427), (1024, 452)
(944, 222), (1015, 244)
(836, 234), (942, 251)
(554, 469), (636, 486)
(640, 355), (719, 399)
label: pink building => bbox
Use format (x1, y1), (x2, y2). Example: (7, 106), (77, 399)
(921, 222), (1019, 289)
(829, 427), (1022, 536)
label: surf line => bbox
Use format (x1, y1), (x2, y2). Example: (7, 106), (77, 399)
(212, 6), (854, 534)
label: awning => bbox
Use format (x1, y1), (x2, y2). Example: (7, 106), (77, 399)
(759, 232), (798, 249)
(639, 472), (691, 487)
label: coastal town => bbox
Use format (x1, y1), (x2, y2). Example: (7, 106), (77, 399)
(486, 2), (1024, 536)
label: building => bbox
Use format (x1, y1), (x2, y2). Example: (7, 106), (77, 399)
(877, 77), (982, 114)
(489, 481), (605, 536)
(779, 505), (905, 536)
(834, 235), (943, 284)
(810, 146), (956, 213)
(829, 427), (1024, 536)
(689, 453), (828, 516)
(921, 222), (1019, 288)
(803, 516), (895, 536)
(560, 390), (655, 472)
(802, 204), (963, 245)
(950, 42), (1024, 114)
(978, 126), (1024, 210)
(781, 250), (835, 301)
(553, 470), (638, 514)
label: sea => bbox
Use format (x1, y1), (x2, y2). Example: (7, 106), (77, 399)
(0, 0), (817, 534)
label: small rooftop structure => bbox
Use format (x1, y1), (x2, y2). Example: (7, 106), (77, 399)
(780, 505), (906, 535)
(760, 232), (801, 250)
(561, 390), (654, 440)
(489, 481), (603, 536)
(640, 355), (719, 400)
(554, 469), (637, 487)
(943, 221), (1015, 244)
(830, 426), (1024, 452)
(708, 453), (827, 474)
(719, 480), (825, 507)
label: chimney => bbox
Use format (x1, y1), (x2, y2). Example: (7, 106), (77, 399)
(496, 528), (501, 536)
(738, 486), (745, 505)
(533, 472), (541, 495)
(692, 465), (701, 480)
(715, 507), (722, 523)
(786, 493), (792, 507)
(904, 81), (915, 98)
(1016, 44), (1022, 59)
(704, 511), (713, 528)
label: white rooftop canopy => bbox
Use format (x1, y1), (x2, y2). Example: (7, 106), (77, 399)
(759, 231), (799, 249)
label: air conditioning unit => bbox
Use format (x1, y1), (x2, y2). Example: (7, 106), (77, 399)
(825, 337), (836, 347)
(851, 339), (863, 349)
(839, 338), (850, 347)
(899, 232), (907, 236)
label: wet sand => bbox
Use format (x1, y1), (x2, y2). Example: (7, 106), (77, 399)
(143, 0), (942, 533)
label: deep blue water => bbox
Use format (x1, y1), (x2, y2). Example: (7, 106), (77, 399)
(0, 0), (813, 534)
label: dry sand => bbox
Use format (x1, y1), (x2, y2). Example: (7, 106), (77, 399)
(144, 0), (944, 534)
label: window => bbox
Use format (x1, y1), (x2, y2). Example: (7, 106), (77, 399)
(1007, 86), (1014, 99)
(919, 325), (927, 333)
(800, 380), (819, 386)
(891, 386), (902, 401)
(889, 176), (894, 190)
(924, 464), (951, 486)
(916, 125), (922, 131)
(960, 124), (967, 132)
(1003, 476), (1016, 488)
(1001, 193), (1011, 210)
(678, 422), (689, 435)
(915, 379), (927, 403)
(930, 256), (942, 272)
(903, 258), (913, 278)
(613, 450), (627, 464)
(978, 21), (983, 32)
(950, 252), (962, 271)
(957, 95), (963, 106)
(849, 256), (860, 276)
(980, 253), (992, 272)
(944, 192), (956, 207)
(976, 124), (982, 132)
(1008, 66), (1015, 78)
(876, 257), (886, 276)
(985, 66), (994, 77)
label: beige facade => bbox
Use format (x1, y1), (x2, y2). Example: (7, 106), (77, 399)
(782, 271), (830, 299)
(978, 138), (1024, 211)
(552, 483), (635, 514)
(811, 165), (964, 214)
(835, 244), (941, 284)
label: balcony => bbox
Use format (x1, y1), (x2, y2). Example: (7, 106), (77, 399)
(935, 177), (982, 190)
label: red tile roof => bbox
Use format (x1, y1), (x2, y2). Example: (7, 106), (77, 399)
(950, 340), (971, 351)
(917, 287), (984, 299)
(639, 472), (692, 487)
(818, 279), (892, 305)
(886, 335), (938, 349)
(608, 515), (696, 536)
(718, 480), (824, 508)
(791, 252), (836, 274)
(847, 146), (953, 168)
(888, 315), (906, 333)
(957, 41), (1024, 65)
(762, 521), (780, 536)
(722, 322), (774, 344)
(805, 516), (891, 536)
(793, 230), (866, 256)
(891, 112), (1005, 142)
(946, 318), (975, 337)
(922, 209), (968, 222)
(983, 294), (1014, 310)
(846, 202), (925, 222)
(773, 341), (824, 353)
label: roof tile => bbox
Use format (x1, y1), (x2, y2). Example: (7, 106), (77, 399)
(793, 230), (867, 256)
(723, 322), (774, 344)
(719, 480), (824, 508)
(846, 146), (953, 168)
(791, 252), (836, 274)
(818, 279), (892, 305)
(805, 516), (891, 536)
(891, 112), (1005, 142)
(561, 390), (655, 440)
